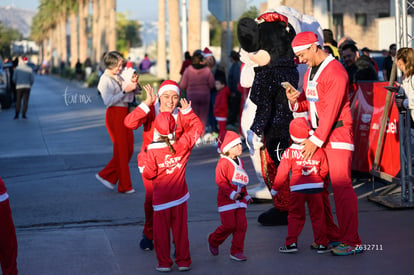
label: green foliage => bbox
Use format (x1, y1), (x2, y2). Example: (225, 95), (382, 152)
(0, 22), (23, 57)
(86, 71), (99, 87)
(116, 12), (142, 54)
(208, 6), (259, 48)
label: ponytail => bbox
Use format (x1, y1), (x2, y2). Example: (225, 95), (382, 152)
(159, 135), (176, 154)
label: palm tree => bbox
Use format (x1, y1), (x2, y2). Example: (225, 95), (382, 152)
(78, 0), (88, 65)
(157, 0), (167, 79)
(168, 0), (182, 82)
(106, 0), (116, 51)
(188, 0), (201, 54)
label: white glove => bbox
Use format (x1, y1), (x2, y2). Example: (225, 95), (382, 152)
(246, 130), (263, 155)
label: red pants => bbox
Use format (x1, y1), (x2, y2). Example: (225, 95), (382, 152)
(208, 208), (247, 255)
(324, 148), (361, 246)
(142, 176), (153, 240)
(98, 107), (134, 192)
(0, 199), (18, 275)
(285, 192), (328, 246)
(153, 202), (191, 268)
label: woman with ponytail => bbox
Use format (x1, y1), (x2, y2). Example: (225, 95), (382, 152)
(142, 107), (202, 272)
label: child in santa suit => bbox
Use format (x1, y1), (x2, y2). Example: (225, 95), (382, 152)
(0, 177), (18, 275)
(271, 117), (331, 254)
(124, 80), (189, 251)
(208, 131), (253, 262)
(213, 75), (230, 148)
(142, 110), (203, 272)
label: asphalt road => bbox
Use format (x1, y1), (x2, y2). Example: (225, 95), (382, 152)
(0, 74), (413, 275)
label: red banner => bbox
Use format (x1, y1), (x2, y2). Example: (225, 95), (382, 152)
(350, 82), (400, 176)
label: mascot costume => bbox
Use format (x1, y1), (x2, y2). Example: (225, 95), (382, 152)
(238, 7), (324, 226)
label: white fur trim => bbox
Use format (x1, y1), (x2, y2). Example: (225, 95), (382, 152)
(222, 138), (242, 153)
(291, 136), (306, 143)
(292, 42), (320, 54)
(0, 192), (9, 202)
(158, 84), (180, 97)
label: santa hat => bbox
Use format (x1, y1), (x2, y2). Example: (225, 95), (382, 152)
(220, 131), (242, 154)
(154, 112), (176, 140)
(22, 56), (28, 63)
(289, 117), (313, 143)
(291, 31), (320, 54)
(157, 80), (181, 98)
(202, 47), (213, 57)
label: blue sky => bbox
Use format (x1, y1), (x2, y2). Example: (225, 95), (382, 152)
(0, 0), (263, 22)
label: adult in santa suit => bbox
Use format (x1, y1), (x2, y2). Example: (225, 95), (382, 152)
(124, 80), (189, 251)
(286, 31), (362, 255)
(0, 177), (18, 275)
(142, 110), (203, 271)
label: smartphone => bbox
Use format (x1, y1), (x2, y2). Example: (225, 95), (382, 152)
(383, 86), (399, 93)
(281, 81), (296, 93)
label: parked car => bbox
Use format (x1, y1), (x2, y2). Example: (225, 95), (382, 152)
(0, 63), (13, 109)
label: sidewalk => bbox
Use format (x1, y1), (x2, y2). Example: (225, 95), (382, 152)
(1, 75), (413, 275)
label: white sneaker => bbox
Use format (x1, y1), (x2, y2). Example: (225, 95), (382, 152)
(95, 174), (114, 190)
(155, 266), (171, 272)
(123, 189), (135, 194)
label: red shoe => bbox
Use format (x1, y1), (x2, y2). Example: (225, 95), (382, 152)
(208, 240), (219, 256)
(230, 253), (247, 261)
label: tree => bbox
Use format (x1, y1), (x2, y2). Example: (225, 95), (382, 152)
(0, 22), (22, 57)
(116, 12), (142, 55)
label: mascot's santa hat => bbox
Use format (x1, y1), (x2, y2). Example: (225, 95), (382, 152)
(289, 117), (313, 143)
(219, 131), (242, 154)
(291, 31), (320, 54)
(157, 80), (181, 98)
(154, 112), (176, 140)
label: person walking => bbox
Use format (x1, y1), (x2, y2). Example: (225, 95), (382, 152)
(286, 31), (362, 256)
(180, 50), (215, 136)
(95, 51), (137, 194)
(208, 131), (253, 262)
(12, 56), (34, 119)
(124, 80), (193, 251)
(0, 177), (18, 275)
(142, 110), (203, 272)
(271, 117), (332, 254)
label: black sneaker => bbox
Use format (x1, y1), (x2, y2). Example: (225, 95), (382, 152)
(140, 234), (154, 251)
(316, 244), (332, 254)
(279, 242), (298, 253)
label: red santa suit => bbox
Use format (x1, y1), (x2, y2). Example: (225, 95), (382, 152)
(0, 177), (18, 275)
(290, 51), (361, 246)
(213, 85), (230, 147)
(271, 117), (329, 247)
(124, 101), (187, 242)
(142, 111), (203, 269)
(208, 132), (251, 256)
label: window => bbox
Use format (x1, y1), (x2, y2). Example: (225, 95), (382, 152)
(355, 13), (367, 26)
(333, 13), (344, 40)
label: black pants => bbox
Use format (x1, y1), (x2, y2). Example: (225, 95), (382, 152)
(15, 88), (31, 116)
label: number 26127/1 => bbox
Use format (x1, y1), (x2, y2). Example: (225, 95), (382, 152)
(356, 244), (383, 251)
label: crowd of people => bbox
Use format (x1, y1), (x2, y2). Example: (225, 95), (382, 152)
(2, 26), (414, 273)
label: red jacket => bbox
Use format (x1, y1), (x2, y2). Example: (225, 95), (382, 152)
(214, 85), (230, 121)
(142, 111), (203, 211)
(271, 144), (328, 195)
(215, 156), (251, 212)
(291, 55), (354, 151)
(124, 103), (191, 169)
